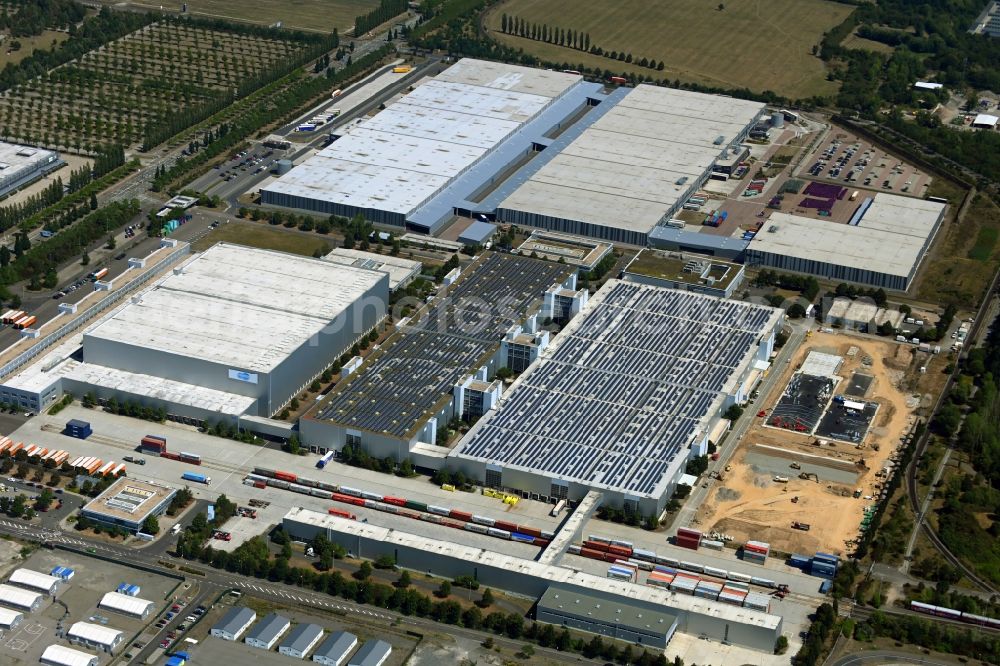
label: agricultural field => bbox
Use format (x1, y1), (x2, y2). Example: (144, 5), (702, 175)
(486, 0), (855, 99)
(96, 0), (376, 33)
(0, 29), (68, 66)
(0, 20), (322, 152)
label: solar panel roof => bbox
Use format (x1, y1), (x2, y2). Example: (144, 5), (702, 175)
(452, 280), (782, 498)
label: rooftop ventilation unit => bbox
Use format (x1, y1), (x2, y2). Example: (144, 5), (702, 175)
(713, 135), (726, 145)
(767, 225), (779, 233)
(675, 176), (688, 186)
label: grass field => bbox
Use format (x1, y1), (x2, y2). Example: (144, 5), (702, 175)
(192, 221), (333, 256)
(842, 30), (895, 54)
(916, 190), (1000, 305)
(99, 0), (377, 33)
(0, 30), (68, 67)
(486, 0), (854, 99)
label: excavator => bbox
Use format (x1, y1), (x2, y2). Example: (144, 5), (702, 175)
(798, 472), (820, 483)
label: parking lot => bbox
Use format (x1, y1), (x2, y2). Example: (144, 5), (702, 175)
(815, 400), (879, 445)
(0, 549), (181, 666)
(799, 129), (932, 198)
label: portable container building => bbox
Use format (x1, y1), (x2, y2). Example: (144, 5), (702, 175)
(211, 607), (256, 641)
(312, 630), (357, 666)
(245, 612), (290, 650)
(50, 566), (75, 581)
(347, 639), (392, 666)
(279, 623), (325, 659)
(41, 645), (98, 666)
(65, 420), (92, 439)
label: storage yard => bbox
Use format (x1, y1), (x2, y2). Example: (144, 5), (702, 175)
(695, 331), (943, 555)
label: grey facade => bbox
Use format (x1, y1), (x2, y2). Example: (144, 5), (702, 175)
(282, 508), (782, 653)
(312, 631), (357, 666)
(538, 586), (678, 648)
(211, 607), (257, 641)
(279, 623), (324, 658)
(245, 612), (290, 650)
(347, 640), (392, 666)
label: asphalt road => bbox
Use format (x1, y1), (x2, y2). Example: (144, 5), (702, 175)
(671, 320), (810, 531)
(0, 213), (216, 349)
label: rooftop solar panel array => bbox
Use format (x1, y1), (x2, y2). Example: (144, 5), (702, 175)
(313, 253), (570, 438)
(454, 281), (779, 497)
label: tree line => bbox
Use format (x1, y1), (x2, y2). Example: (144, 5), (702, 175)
(173, 511), (670, 666)
(499, 14), (665, 72)
(353, 0), (408, 36)
(0, 198), (139, 288)
(0, 0), (86, 38)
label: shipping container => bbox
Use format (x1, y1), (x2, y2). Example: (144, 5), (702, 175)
(464, 523), (489, 535)
(471, 515), (495, 527)
(518, 526), (542, 539)
(579, 548), (605, 560)
(680, 561), (705, 574)
(700, 539), (724, 550)
(140, 435), (167, 453)
(181, 472), (210, 484)
(750, 577), (777, 588)
(587, 535), (611, 544)
(486, 527), (511, 540)
(814, 552), (839, 565)
(65, 419), (92, 439)
(274, 471), (298, 483)
(727, 571), (753, 584)
(328, 508), (356, 520)
(632, 548), (656, 561)
(745, 540), (770, 554)
(449, 510), (473, 522)
(495, 520), (519, 533)
(511, 532), (535, 544)
(788, 554), (812, 569)
(383, 496), (406, 506)
(703, 566), (728, 579)
(427, 505), (450, 516)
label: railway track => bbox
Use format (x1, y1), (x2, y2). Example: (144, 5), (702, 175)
(902, 264), (1000, 596)
(849, 602), (1000, 635)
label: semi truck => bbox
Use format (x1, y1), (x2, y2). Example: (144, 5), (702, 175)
(181, 472), (210, 484)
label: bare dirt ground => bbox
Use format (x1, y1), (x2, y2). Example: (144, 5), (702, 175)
(696, 331), (945, 556)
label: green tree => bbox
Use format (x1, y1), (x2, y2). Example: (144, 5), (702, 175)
(141, 515), (160, 534)
(437, 580), (451, 598)
(397, 570), (411, 588)
(90, 192), (98, 210)
(724, 404), (744, 420)
(477, 587), (494, 608)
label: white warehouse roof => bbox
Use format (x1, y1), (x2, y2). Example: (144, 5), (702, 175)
(8, 568), (61, 592)
(99, 591), (155, 616)
(262, 58), (580, 216)
(748, 194), (945, 280)
(41, 645), (98, 666)
(68, 621), (123, 647)
(973, 113), (999, 127)
(324, 248), (422, 291)
(0, 583), (43, 609)
(497, 85), (765, 235)
(83, 243), (386, 373)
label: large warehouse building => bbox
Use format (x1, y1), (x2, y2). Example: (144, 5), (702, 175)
(451, 280), (783, 513)
(746, 194), (946, 290)
(0, 141), (63, 198)
(301, 252), (574, 460)
(283, 508), (782, 652)
(2, 243), (389, 423)
(495, 85), (766, 245)
(261, 59), (584, 227)
(261, 59), (765, 244)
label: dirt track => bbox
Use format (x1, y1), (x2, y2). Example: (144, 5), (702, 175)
(696, 331), (944, 556)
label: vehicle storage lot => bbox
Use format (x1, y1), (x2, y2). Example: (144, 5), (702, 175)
(0, 549), (179, 666)
(798, 129), (932, 197)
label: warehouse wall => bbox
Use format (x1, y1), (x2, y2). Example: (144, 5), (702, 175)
(495, 208), (650, 247)
(282, 515), (780, 652)
(260, 190), (407, 227)
(61, 376), (245, 426)
(745, 249), (909, 291)
(268, 273), (389, 414)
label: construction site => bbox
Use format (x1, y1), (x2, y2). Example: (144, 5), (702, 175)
(695, 331), (946, 556)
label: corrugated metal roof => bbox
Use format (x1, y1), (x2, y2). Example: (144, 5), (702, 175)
(213, 606), (256, 636)
(348, 639), (392, 666)
(0, 583), (42, 608)
(279, 623), (323, 653)
(246, 612), (289, 644)
(312, 630), (357, 662)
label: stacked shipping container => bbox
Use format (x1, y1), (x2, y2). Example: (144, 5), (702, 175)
(675, 527), (701, 551)
(743, 540), (770, 565)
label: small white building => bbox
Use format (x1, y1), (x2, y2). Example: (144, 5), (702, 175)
(67, 621), (124, 653)
(312, 631), (358, 666)
(40, 645), (99, 666)
(211, 606), (257, 641)
(972, 113), (999, 129)
(245, 612), (290, 650)
(279, 623), (325, 658)
(8, 568), (62, 595)
(99, 591), (155, 619)
(0, 583), (43, 611)
(0, 606), (23, 628)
